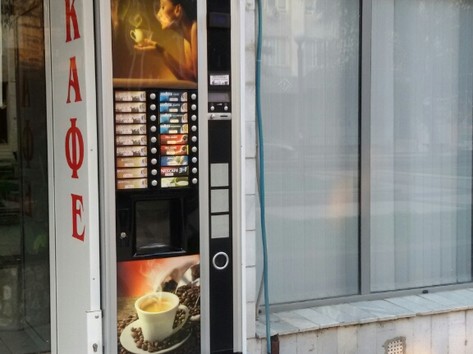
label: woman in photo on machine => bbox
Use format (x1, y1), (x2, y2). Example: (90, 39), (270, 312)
(136, 0), (197, 81)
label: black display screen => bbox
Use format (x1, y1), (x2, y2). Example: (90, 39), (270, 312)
(209, 91), (230, 102)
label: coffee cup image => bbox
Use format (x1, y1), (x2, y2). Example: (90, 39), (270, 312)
(130, 28), (144, 44)
(130, 29), (154, 48)
(135, 292), (189, 342)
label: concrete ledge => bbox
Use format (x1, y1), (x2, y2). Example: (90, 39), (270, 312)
(255, 288), (473, 338)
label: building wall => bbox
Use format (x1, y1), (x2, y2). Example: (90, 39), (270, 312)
(248, 310), (473, 354)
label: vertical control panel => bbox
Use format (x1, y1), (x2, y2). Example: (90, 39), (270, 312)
(207, 0), (234, 353)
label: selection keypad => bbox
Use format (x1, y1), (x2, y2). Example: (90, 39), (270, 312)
(114, 89), (198, 190)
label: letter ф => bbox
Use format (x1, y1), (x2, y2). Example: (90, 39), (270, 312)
(65, 118), (84, 178)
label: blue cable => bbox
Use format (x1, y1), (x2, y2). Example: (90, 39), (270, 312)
(255, 0), (271, 353)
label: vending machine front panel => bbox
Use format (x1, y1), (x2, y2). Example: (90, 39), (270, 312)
(106, 0), (240, 352)
(110, 1), (202, 352)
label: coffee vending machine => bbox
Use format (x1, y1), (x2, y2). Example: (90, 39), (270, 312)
(96, 0), (243, 353)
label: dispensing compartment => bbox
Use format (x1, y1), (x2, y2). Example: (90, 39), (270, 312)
(116, 187), (200, 262)
(116, 193), (191, 260)
(134, 198), (181, 256)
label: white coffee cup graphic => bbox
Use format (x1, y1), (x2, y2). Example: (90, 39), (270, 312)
(135, 292), (189, 342)
(130, 28), (144, 44)
(130, 29), (153, 46)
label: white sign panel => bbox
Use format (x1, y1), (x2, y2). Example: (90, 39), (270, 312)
(50, 0), (102, 353)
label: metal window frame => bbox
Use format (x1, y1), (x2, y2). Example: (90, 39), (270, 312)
(360, 0), (372, 296)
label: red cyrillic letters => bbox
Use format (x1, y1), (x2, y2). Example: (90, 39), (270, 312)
(71, 194), (85, 241)
(64, 0), (86, 242)
(65, 118), (84, 179)
(65, 0), (81, 42)
(67, 57), (82, 103)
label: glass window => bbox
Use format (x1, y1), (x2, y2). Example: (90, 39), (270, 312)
(266, 0), (288, 12)
(262, 37), (291, 68)
(370, 0), (473, 291)
(0, 1), (50, 352)
(260, 0), (473, 307)
(261, 0), (360, 304)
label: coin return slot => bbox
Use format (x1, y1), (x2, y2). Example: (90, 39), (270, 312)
(212, 252), (229, 270)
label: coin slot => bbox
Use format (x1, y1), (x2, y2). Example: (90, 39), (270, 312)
(212, 252), (229, 270)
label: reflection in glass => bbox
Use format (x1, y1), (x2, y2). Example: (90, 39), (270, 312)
(260, 0), (360, 304)
(0, 1), (50, 352)
(371, 0), (473, 291)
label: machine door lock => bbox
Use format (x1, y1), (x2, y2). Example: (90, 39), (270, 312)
(212, 252), (229, 270)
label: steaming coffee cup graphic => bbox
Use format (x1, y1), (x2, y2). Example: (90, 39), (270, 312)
(135, 292), (189, 342)
(130, 29), (153, 47)
(130, 28), (144, 45)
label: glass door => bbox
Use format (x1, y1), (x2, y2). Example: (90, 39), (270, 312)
(0, 1), (50, 353)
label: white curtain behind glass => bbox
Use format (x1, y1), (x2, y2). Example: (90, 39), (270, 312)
(371, 0), (473, 291)
(261, 0), (360, 304)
